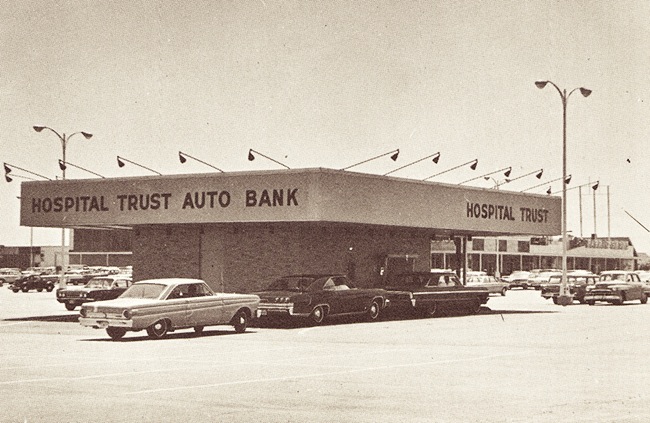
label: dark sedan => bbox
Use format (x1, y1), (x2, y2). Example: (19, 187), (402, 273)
(11, 274), (58, 293)
(379, 271), (490, 317)
(56, 274), (133, 310)
(254, 274), (389, 325)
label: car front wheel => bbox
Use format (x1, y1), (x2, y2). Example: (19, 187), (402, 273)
(65, 303), (76, 311)
(146, 320), (169, 339)
(468, 299), (482, 314)
(366, 300), (381, 321)
(106, 327), (126, 341)
(501, 287), (507, 296)
(641, 294), (648, 305)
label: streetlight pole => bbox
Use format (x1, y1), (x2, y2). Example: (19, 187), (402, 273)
(33, 126), (93, 287)
(535, 81), (591, 306)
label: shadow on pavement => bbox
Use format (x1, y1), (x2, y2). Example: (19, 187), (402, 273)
(3, 314), (79, 323)
(79, 328), (258, 342)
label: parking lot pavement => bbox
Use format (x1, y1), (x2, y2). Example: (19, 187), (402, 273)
(1, 287), (650, 423)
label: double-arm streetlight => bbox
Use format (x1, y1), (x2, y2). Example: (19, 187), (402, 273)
(535, 80), (591, 306)
(33, 125), (93, 285)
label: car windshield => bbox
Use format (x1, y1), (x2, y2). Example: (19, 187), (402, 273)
(600, 274), (626, 282)
(390, 274), (428, 287)
(85, 278), (113, 289)
(265, 276), (319, 292)
(120, 283), (166, 299)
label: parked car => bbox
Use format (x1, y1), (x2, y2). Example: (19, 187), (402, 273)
(540, 273), (598, 304)
(502, 271), (532, 289)
(466, 275), (509, 296)
(527, 269), (561, 290)
(254, 274), (389, 325)
(56, 274), (133, 310)
(379, 271), (489, 317)
(79, 278), (259, 340)
(583, 271), (648, 305)
(0, 268), (22, 287)
(64, 269), (110, 285)
(11, 273), (58, 292)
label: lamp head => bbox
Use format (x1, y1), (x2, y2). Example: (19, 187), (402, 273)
(546, 186), (552, 195)
(580, 88), (592, 98)
(504, 167), (512, 177)
(592, 181), (599, 190)
(117, 156), (125, 168)
(536, 169), (544, 179)
(33, 126), (45, 133)
(81, 132), (93, 139)
(390, 149), (399, 161)
(564, 175), (572, 184)
(58, 160), (66, 171)
(178, 151), (187, 164)
(535, 81), (548, 89)
(432, 152), (440, 164)
(470, 159), (478, 170)
(5, 174), (12, 183)
(248, 149), (255, 161)
(4, 163), (11, 175)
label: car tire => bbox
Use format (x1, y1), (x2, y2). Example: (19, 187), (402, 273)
(46, 285), (54, 292)
(587, 300), (595, 306)
(500, 287), (507, 296)
(309, 305), (326, 325)
(12, 288), (19, 293)
(146, 320), (169, 339)
(366, 300), (381, 321)
(641, 294), (648, 305)
(552, 297), (559, 305)
(522, 284), (528, 290)
(193, 326), (204, 335)
(65, 303), (76, 311)
(21, 286), (29, 293)
(106, 327), (126, 341)
(233, 310), (248, 333)
(37, 288), (43, 292)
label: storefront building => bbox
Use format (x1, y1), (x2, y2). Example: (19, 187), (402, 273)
(20, 168), (560, 292)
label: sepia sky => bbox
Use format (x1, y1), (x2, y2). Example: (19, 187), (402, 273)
(1, 0), (649, 252)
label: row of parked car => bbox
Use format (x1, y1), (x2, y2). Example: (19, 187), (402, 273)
(2, 266), (132, 293)
(71, 270), (500, 341)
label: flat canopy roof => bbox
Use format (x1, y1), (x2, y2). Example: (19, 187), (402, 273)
(20, 168), (560, 237)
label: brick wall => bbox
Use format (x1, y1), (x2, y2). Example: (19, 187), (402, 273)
(132, 223), (432, 293)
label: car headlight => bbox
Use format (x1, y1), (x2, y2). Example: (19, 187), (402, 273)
(122, 309), (132, 319)
(79, 308), (87, 318)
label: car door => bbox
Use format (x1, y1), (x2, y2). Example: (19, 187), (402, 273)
(163, 285), (192, 328)
(627, 274), (643, 300)
(185, 283), (224, 326)
(333, 277), (366, 314)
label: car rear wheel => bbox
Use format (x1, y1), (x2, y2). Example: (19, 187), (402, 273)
(37, 288), (43, 292)
(233, 311), (249, 333)
(21, 286), (29, 292)
(500, 287), (507, 296)
(366, 300), (381, 321)
(106, 327), (126, 341)
(641, 294), (648, 304)
(587, 300), (595, 306)
(309, 305), (326, 325)
(522, 284), (528, 290)
(65, 303), (76, 311)
(46, 285), (54, 292)
(193, 326), (204, 335)
(422, 303), (438, 318)
(552, 297), (559, 305)
(146, 320), (169, 339)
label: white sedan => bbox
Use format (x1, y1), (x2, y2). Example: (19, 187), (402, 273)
(79, 278), (260, 340)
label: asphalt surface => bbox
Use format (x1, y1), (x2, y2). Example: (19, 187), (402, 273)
(1, 285), (650, 423)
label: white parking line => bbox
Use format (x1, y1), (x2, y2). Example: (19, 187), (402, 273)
(125, 351), (528, 395)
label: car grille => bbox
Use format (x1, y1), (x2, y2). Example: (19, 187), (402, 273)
(84, 307), (125, 319)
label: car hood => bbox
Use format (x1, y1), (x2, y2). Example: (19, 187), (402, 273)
(593, 282), (629, 290)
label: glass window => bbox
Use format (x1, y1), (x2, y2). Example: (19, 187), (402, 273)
(472, 239), (485, 251)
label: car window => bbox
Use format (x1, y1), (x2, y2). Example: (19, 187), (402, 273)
(333, 277), (351, 290)
(323, 278), (336, 291)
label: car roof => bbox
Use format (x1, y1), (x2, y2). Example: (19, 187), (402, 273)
(133, 278), (206, 286)
(279, 274), (347, 278)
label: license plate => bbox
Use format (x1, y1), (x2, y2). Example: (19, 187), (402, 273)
(258, 310), (267, 317)
(96, 320), (109, 328)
